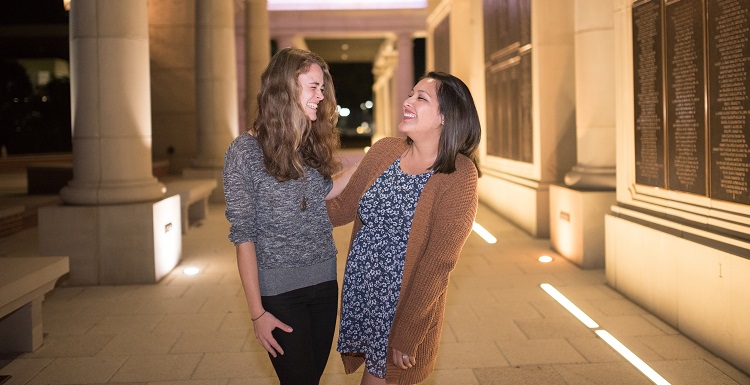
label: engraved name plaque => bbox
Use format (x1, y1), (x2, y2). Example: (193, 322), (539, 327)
(633, 0), (666, 187)
(708, 0), (750, 204)
(666, 0), (706, 195)
(632, 0), (750, 204)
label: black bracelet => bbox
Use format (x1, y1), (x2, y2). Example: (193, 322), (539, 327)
(251, 310), (267, 322)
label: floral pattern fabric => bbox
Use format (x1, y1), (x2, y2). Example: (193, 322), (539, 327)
(337, 158), (432, 378)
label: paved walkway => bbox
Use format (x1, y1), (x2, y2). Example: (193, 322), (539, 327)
(1, 189), (749, 384)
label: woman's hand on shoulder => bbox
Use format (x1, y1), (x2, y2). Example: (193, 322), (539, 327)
(326, 161), (360, 200)
(252, 311), (293, 357)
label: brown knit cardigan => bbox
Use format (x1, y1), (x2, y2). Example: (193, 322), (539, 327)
(327, 137), (478, 384)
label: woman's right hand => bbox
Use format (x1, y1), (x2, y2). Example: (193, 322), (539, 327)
(252, 311), (293, 357)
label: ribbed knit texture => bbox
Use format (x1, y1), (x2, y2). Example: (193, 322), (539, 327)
(327, 137), (478, 384)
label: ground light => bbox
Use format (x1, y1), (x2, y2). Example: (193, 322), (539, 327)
(595, 330), (671, 385)
(539, 283), (599, 328)
(540, 283), (671, 385)
(472, 221), (497, 244)
(183, 266), (201, 276)
(538, 255), (553, 263)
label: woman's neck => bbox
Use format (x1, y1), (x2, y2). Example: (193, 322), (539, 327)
(401, 140), (438, 175)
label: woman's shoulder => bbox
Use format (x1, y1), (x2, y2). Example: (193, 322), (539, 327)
(227, 132), (261, 154)
(445, 153), (478, 184)
(368, 136), (407, 157)
(455, 153), (476, 173)
(231, 131), (258, 146)
(225, 132), (264, 168)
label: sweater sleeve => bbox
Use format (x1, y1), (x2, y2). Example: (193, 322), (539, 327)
(223, 138), (258, 245)
(389, 164), (479, 355)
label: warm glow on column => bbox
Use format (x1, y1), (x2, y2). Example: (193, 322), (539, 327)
(63, 0), (71, 11)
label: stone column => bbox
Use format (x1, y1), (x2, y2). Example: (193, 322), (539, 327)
(549, 0), (616, 269)
(275, 34), (295, 50)
(393, 32), (414, 131)
(564, 0), (616, 189)
(245, 0), (270, 129)
(373, 44), (397, 140)
(184, 0), (239, 202)
(61, 0), (165, 205)
(39, 0), (182, 285)
(193, 0), (239, 169)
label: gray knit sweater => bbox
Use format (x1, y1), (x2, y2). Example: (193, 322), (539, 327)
(223, 132), (337, 296)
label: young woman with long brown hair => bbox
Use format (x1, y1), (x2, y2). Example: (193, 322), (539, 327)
(223, 47), (341, 385)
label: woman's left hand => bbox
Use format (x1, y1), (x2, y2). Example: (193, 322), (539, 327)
(392, 349), (416, 369)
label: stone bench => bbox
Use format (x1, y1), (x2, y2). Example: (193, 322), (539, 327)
(0, 206), (24, 239)
(163, 178), (218, 234)
(0, 256), (69, 354)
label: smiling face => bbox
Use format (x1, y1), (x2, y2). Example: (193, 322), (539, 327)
(297, 63), (325, 121)
(398, 77), (444, 141)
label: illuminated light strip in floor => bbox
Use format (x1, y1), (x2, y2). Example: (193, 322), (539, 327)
(472, 221), (497, 244)
(540, 283), (671, 385)
(539, 283), (599, 328)
(595, 330), (671, 385)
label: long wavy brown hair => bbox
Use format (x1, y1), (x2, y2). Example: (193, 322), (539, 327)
(251, 48), (340, 181)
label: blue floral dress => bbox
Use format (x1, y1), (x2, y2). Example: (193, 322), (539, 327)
(337, 158), (432, 378)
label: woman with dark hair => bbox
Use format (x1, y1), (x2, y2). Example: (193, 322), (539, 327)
(223, 47), (341, 385)
(328, 71), (481, 384)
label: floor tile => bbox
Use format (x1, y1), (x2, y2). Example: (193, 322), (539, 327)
(26, 356), (128, 385)
(110, 353), (202, 382)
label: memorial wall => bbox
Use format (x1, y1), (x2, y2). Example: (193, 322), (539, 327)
(483, 0), (532, 162)
(633, 0), (749, 204)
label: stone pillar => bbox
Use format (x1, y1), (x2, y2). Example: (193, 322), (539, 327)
(185, 0), (239, 202)
(275, 34), (295, 50)
(564, 0), (616, 189)
(245, 0), (270, 129)
(39, 0), (182, 285)
(61, 0), (165, 205)
(372, 43), (397, 141)
(550, 0), (616, 269)
(393, 32), (414, 131)
(193, 0), (239, 169)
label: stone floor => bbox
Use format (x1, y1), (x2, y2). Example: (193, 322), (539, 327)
(1, 194), (749, 384)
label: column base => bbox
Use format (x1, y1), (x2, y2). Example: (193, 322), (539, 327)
(60, 178), (166, 205)
(549, 184), (615, 269)
(38, 195), (182, 285)
(563, 165), (616, 190)
(478, 173), (550, 238)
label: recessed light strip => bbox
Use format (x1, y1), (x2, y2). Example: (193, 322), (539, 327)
(539, 283), (599, 328)
(472, 221), (497, 244)
(595, 330), (671, 385)
(540, 283), (671, 385)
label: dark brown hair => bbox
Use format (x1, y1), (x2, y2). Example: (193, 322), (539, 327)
(251, 48), (340, 181)
(407, 71), (481, 176)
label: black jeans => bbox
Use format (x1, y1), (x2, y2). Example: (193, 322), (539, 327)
(261, 280), (338, 385)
